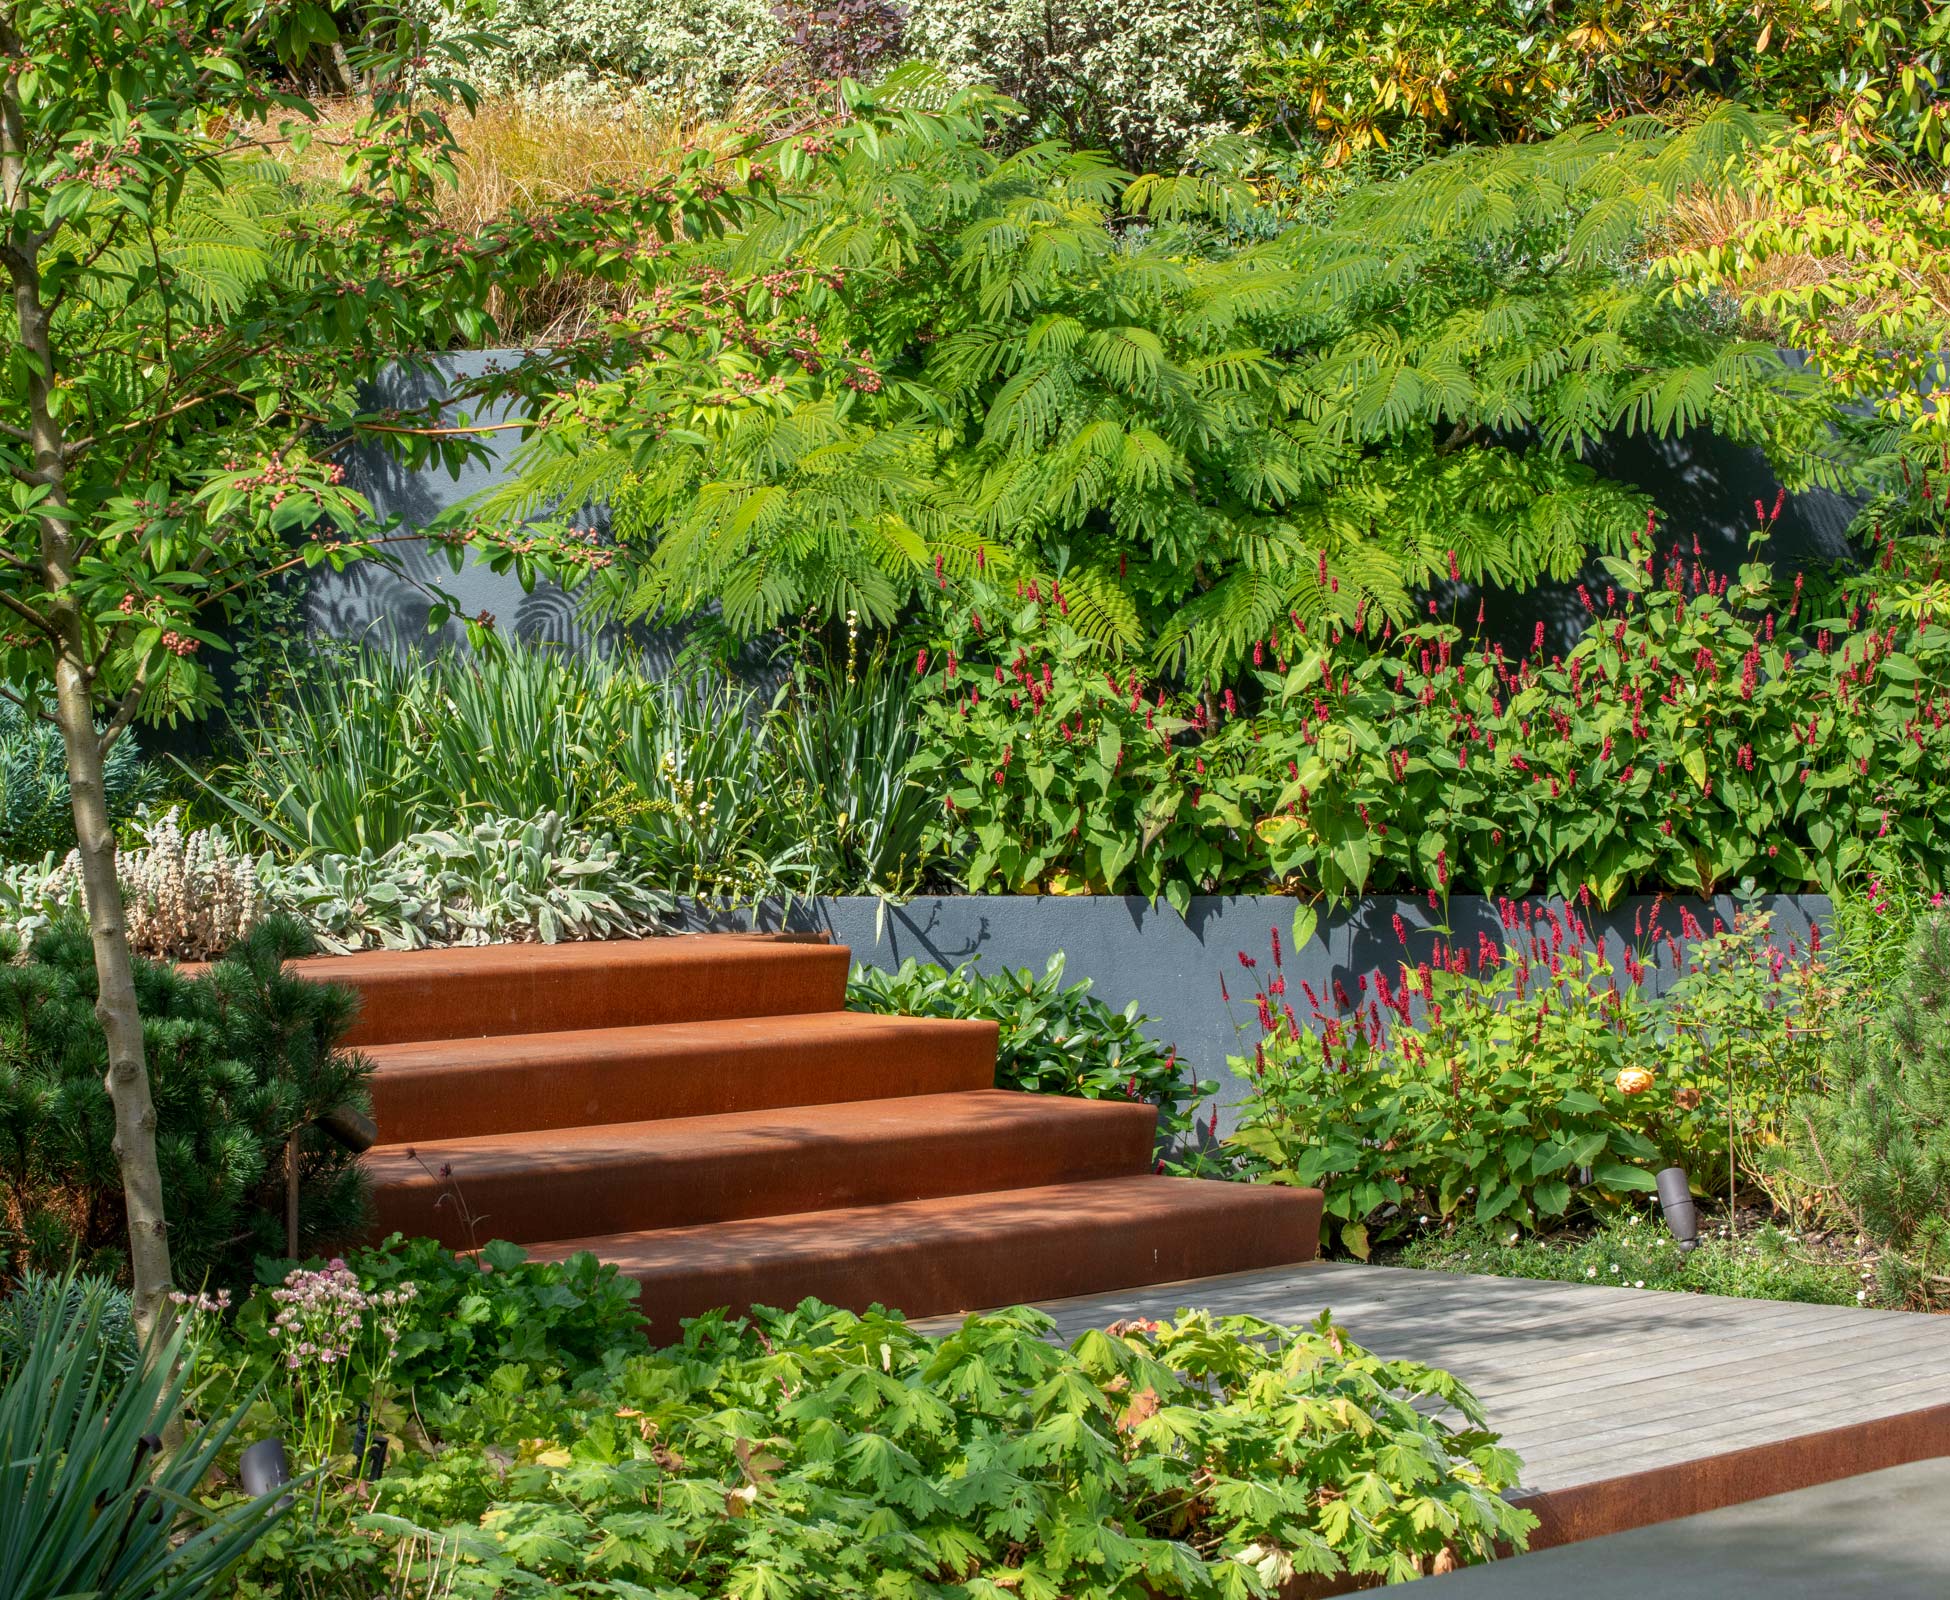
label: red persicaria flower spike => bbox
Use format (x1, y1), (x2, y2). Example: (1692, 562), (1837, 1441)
(915, 649), (928, 675)
(972, 610), (983, 634)
(1448, 550), (1461, 581)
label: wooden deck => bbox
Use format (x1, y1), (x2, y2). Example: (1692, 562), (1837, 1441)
(917, 1261), (1950, 1549)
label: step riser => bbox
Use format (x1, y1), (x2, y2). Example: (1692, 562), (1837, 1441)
(287, 937), (848, 1046)
(369, 1018), (1000, 1143)
(368, 1099), (1159, 1249)
(575, 1187), (1325, 1327)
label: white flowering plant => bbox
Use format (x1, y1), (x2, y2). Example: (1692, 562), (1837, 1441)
(262, 1260), (419, 1472)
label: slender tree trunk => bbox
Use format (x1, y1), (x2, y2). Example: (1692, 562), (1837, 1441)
(49, 652), (175, 1345)
(2, 80), (176, 1347)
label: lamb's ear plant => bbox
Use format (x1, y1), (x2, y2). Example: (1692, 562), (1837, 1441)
(0, 1271), (286, 1600)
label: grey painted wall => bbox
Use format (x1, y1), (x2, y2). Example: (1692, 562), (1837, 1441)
(310, 351), (692, 665)
(683, 892), (1830, 1136)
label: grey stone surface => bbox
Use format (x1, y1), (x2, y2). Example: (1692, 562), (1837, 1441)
(1421, 1457), (1950, 1599)
(687, 893), (1830, 1132)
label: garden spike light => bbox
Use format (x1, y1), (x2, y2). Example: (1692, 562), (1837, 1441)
(1656, 1166), (1700, 1252)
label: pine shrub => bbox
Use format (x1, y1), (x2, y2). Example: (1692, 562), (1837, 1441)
(1795, 913), (1950, 1307)
(0, 917), (371, 1291)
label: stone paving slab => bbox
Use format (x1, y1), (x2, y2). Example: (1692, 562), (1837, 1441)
(1420, 1456), (1950, 1598)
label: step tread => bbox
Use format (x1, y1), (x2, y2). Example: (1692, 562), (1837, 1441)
(363, 1009), (993, 1073)
(364, 1010), (998, 1144)
(517, 1175), (1323, 1324)
(368, 1090), (1153, 1183)
(291, 934), (852, 1046)
(285, 931), (829, 987)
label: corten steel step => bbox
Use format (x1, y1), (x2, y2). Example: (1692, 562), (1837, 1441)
(366, 1090), (1159, 1249)
(335, 933), (1325, 1327)
(520, 1175), (1326, 1329)
(287, 933), (848, 1047)
(366, 1011), (999, 1143)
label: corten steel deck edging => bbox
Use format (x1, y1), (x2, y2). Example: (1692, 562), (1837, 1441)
(1509, 1401), (1950, 1550)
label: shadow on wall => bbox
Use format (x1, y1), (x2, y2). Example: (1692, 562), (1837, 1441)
(311, 350), (695, 667)
(1464, 426), (1861, 656)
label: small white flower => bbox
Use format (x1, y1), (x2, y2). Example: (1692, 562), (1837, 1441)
(1628, 1215), (1642, 1227)
(1508, 1231), (1519, 1243)
(1857, 1289), (1869, 1303)
(1609, 1263), (1620, 1273)
(1417, 1214), (1428, 1225)
(1633, 1280), (1645, 1289)
(1585, 1266), (1598, 1278)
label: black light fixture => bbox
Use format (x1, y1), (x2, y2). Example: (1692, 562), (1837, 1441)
(1656, 1166), (1700, 1252)
(238, 1437), (292, 1506)
(351, 1402), (388, 1481)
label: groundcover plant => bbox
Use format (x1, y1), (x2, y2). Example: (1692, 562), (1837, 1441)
(165, 1246), (1537, 1596)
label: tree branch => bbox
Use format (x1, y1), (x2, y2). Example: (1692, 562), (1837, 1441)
(98, 661), (151, 756)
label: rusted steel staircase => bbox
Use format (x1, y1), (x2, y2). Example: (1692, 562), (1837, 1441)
(297, 934), (1322, 1330)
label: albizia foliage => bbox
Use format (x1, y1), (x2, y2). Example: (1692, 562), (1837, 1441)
(494, 74), (1839, 674)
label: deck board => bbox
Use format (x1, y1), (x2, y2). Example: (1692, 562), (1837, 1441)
(912, 1261), (1950, 1505)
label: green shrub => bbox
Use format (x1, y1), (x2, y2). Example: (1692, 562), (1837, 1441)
(0, 696), (158, 862)
(1248, 0), (1890, 161)
(1229, 922), (1678, 1257)
(281, 1235), (648, 1406)
(1397, 1217), (1866, 1307)
(258, 812), (675, 951)
(533, 89), (1822, 673)
(1225, 902), (1833, 1256)
(917, 549), (1950, 904)
(227, 1296), (1535, 1596)
(910, 618), (1258, 908)
(1791, 909), (1950, 1307)
(0, 918), (371, 1289)
(0, 1266), (138, 1380)
(847, 952), (1215, 1145)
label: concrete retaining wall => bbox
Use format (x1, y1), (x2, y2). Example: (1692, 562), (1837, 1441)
(681, 892), (1831, 1133)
